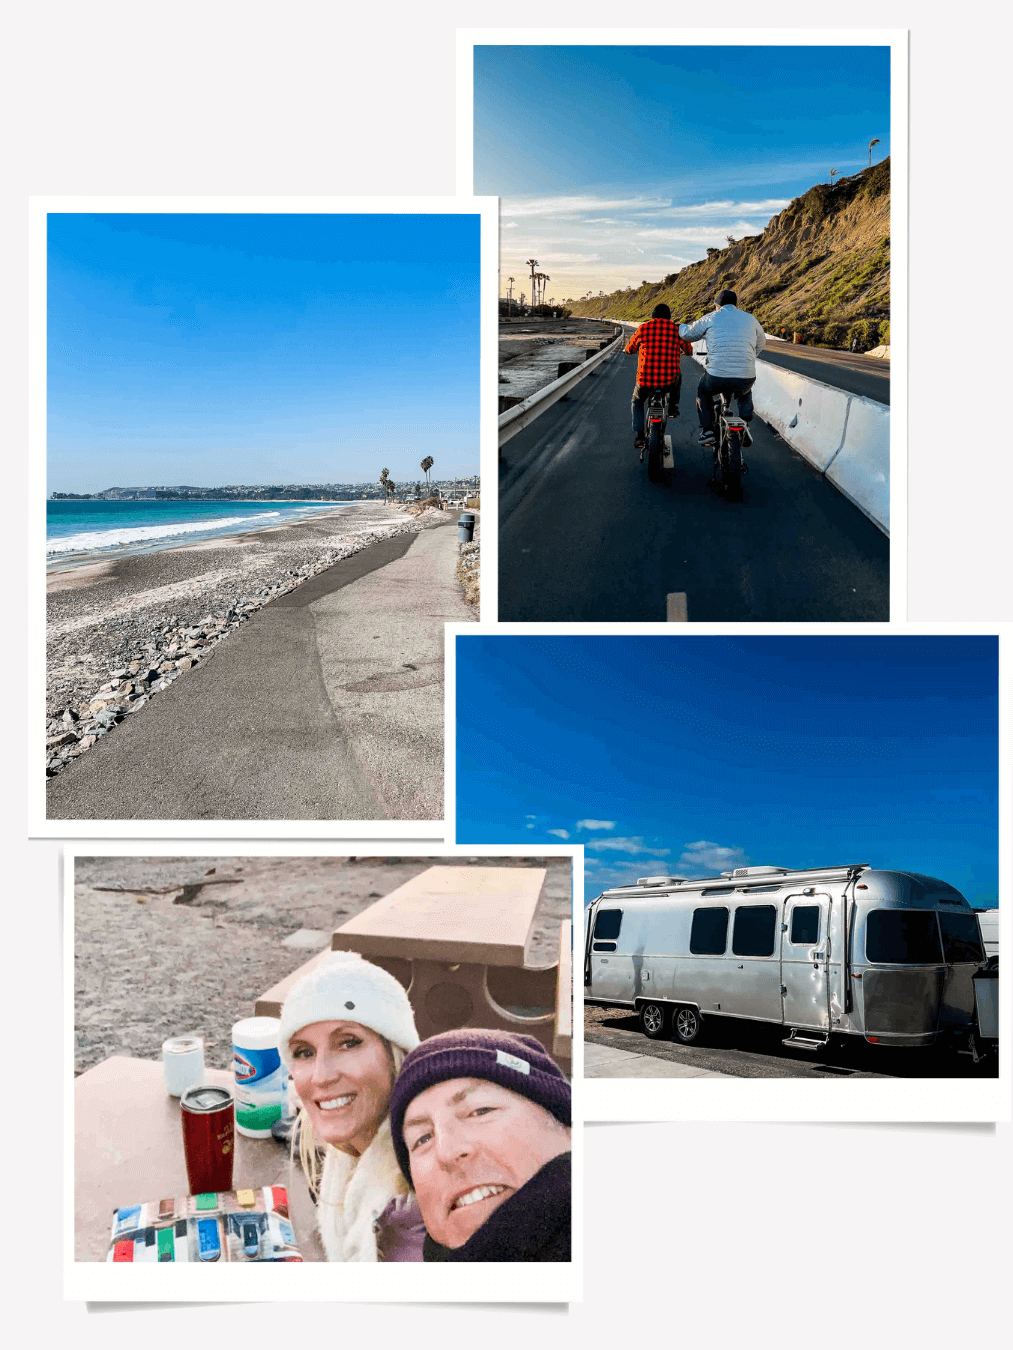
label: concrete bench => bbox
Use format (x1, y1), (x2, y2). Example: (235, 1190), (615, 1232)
(256, 866), (571, 1070)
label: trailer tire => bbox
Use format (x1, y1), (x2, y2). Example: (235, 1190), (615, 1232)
(672, 1006), (703, 1045)
(640, 1001), (670, 1039)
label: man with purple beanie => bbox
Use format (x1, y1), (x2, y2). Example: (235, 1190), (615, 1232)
(389, 1029), (571, 1261)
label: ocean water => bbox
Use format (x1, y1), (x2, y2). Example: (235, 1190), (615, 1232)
(47, 499), (352, 567)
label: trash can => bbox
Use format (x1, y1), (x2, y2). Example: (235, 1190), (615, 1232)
(973, 960), (998, 1040)
(458, 512), (475, 544)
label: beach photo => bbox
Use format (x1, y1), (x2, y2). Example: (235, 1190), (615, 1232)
(35, 199), (493, 831)
(462, 33), (903, 621)
(67, 845), (579, 1300)
(447, 623), (1007, 1121)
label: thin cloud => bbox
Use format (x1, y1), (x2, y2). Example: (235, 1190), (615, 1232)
(648, 198), (790, 217)
(577, 820), (616, 831)
(635, 222), (764, 242)
(676, 841), (749, 877)
(588, 836), (671, 857)
(547, 828), (571, 839)
(502, 194), (671, 218)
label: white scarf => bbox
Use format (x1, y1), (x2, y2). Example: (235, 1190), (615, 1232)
(315, 1117), (412, 1262)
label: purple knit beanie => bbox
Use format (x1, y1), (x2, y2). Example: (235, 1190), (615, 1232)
(388, 1029), (571, 1183)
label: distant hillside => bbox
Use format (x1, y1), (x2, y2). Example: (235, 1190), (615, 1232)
(569, 158), (890, 350)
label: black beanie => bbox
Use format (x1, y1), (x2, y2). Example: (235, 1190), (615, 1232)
(388, 1029), (571, 1183)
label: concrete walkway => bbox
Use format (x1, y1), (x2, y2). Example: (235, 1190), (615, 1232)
(584, 1039), (736, 1079)
(46, 519), (472, 822)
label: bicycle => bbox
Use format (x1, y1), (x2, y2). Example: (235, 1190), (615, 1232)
(642, 389), (671, 482)
(707, 390), (751, 501)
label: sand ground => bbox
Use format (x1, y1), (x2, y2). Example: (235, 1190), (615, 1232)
(74, 855), (574, 1074)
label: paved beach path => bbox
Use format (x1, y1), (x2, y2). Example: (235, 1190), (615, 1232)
(47, 517), (472, 821)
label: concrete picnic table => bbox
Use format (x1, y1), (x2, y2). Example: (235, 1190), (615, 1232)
(74, 1056), (324, 1262)
(257, 866), (564, 1055)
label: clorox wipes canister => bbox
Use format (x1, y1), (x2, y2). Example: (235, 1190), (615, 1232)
(232, 1016), (287, 1138)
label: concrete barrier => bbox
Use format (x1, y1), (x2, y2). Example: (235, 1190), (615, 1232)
(752, 361), (851, 473)
(825, 396), (889, 533)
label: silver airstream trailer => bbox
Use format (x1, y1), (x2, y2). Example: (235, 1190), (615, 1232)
(584, 864), (987, 1051)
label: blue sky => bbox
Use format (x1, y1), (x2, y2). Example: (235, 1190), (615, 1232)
(455, 635), (998, 909)
(48, 213), (480, 493)
(474, 45), (890, 301)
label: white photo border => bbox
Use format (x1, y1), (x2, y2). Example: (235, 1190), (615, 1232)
(32, 193), (499, 839)
(457, 28), (908, 622)
(64, 839), (583, 1302)
(445, 620), (1008, 1124)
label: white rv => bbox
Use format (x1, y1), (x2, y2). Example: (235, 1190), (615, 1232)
(584, 864), (986, 1051)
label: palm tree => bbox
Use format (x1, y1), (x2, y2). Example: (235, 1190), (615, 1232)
(868, 137), (881, 167)
(379, 467), (390, 502)
(420, 455), (434, 492)
(526, 258), (538, 307)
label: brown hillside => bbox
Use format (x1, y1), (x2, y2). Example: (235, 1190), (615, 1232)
(568, 158), (890, 350)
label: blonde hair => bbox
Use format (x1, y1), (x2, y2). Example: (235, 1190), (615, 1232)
(294, 1038), (406, 1196)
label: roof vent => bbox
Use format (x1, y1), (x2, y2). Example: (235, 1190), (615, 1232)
(636, 876), (689, 887)
(728, 866), (789, 878)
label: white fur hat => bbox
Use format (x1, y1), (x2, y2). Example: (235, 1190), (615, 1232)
(278, 950), (420, 1066)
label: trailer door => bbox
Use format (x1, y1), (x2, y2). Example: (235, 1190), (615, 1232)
(780, 893), (831, 1030)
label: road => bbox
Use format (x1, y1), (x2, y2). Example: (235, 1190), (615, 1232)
(499, 348), (889, 621)
(584, 1007), (996, 1080)
(759, 337), (890, 404)
(46, 519), (472, 821)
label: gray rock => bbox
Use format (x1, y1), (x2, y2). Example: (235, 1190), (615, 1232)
(281, 928), (332, 950)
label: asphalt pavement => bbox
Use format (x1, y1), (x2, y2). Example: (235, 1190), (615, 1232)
(499, 348), (889, 621)
(584, 1010), (995, 1080)
(46, 519), (472, 821)
(759, 338), (890, 404)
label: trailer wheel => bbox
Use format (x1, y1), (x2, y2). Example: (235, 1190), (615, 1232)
(640, 1001), (670, 1039)
(672, 1006), (702, 1045)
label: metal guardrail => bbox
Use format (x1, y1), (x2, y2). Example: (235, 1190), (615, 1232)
(498, 321), (625, 446)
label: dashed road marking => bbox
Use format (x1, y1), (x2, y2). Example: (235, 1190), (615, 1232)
(666, 592), (688, 622)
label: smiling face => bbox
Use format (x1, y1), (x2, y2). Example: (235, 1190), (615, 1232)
(401, 1077), (571, 1249)
(288, 1021), (395, 1156)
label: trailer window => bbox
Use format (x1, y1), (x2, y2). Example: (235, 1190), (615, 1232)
(593, 909), (623, 941)
(790, 906), (821, 945)
(732, 905), (777, 957)
(690, 908), (728, 955)
(938, 912), (985, 963)
(866, 910), (943, 964)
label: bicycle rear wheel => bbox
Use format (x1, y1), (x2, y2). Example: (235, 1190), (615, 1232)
(725, 431), (743, 500)
(647, 421), (663, 481)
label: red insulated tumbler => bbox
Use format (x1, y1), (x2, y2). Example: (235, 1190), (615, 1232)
(180, 1084), (235, 1194)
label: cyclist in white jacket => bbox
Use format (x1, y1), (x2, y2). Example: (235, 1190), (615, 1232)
(679, 289), (766, 446)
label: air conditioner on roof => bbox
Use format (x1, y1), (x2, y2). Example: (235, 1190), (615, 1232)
(724, 866), (789, 878)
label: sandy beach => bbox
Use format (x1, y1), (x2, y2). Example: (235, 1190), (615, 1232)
(499, 316), (617, 402)
(46, 501), (451, 777)
(74, 855), (572, 1074)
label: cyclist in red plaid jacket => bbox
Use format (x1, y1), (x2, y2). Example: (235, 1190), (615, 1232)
(625, 303), (695, 450)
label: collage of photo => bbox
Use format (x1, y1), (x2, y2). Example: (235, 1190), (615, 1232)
(13, 14), (1007, 1338)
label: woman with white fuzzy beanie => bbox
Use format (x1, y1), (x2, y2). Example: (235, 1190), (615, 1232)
(278, 949), (425, 1261)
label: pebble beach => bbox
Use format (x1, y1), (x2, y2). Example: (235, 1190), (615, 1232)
(46, 501), (450, 777)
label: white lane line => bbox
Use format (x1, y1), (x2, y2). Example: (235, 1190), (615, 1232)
(666, 592), (688, 622)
